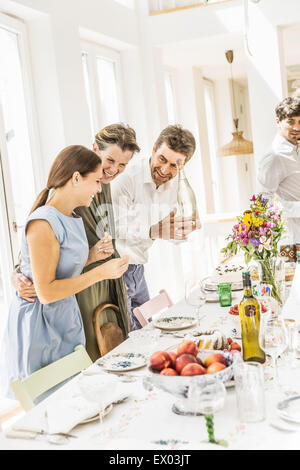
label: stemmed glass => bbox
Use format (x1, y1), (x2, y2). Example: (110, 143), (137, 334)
(259, 317), (288, 389)
(77, 375), (118, 442)
(185, 278), (207, 327)
(188, 380), (228, 447)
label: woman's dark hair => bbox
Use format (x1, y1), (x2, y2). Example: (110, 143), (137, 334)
(275, 97), (300, 121)
(29, 145), (101, 215)
(95, 123), (140, 154)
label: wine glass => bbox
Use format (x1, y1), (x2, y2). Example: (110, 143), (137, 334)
(259, 317), (288, 389)
(77, 375), (118, 442)
(185, 278), (207, 327)
(188, 380), (228, 447)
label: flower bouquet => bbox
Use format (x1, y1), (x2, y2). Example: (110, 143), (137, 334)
(221, 194), (287, 305)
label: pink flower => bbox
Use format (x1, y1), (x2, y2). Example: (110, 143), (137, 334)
(258, 244), (264, 253)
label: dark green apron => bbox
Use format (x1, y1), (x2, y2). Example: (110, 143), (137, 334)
(75, 184), (130, 362)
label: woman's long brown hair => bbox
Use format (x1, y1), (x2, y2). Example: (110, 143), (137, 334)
(29, 145), (101, 215)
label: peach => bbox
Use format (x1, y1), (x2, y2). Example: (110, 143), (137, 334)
(203, 353), (227, 368)
(206, 362), (226, 374)
(168, 352), (178, 368)
(177, 340), (198, 357)
(180, 363), (206, 376)
(160, 368), (178, 376)
(230, 342), (241, 352)
(196, 356), (204, 367)
(175, 353), (197, 374)
(150, 351), (171, 371)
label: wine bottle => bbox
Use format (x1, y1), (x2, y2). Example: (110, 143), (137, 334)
(176, 160), (198, 219)
(239, 271), (266, 363)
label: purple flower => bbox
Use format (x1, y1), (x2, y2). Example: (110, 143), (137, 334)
(250, 239), (260, 247)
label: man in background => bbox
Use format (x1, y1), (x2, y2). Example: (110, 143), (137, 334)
(257, 97), (300, 243)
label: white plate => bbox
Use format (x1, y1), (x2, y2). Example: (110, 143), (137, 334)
(153, 315), (197, 331)
(203, 276), (243, 292)
(277, 395), (300, 423)
(205, 292), (239, 303)
(81, 403), (113, 424)
(97, 352), (147, 372)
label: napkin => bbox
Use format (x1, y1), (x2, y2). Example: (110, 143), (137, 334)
(46, 374), (130, 435)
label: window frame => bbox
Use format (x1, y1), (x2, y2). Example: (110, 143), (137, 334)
(81, 40), (126, 132)
(0, 12), (43, 195)
(164, 67), (179, 125)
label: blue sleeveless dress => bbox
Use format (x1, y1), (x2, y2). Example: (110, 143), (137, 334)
(0, 206), (89, 399)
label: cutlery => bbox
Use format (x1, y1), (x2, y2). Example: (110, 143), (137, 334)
(5, 429), (74, 445)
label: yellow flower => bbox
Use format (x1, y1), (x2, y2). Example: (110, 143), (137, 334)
(252, 217), (264, 227)
(243, 210), (252, 231)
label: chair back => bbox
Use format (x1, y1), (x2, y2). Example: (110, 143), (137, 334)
(93, 303), (124, 357)
(10, 345), (92, 411)
(133, 289), (173, 327)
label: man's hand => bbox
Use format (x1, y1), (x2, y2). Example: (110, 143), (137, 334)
(11, 272), (37, 303)
(150, 209), (201, 241)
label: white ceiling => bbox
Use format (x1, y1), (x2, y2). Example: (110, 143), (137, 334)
(162, 24), (300, 81)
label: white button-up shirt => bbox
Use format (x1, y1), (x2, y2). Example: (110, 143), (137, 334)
(111, 155), (178, 264)
(257, 134), (300, 243)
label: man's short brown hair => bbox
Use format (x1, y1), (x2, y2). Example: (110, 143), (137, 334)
(154, 125), (196, 162)
(275, 97), (300, 121)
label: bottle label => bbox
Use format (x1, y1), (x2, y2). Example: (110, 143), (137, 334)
(244, 305), (256, 317)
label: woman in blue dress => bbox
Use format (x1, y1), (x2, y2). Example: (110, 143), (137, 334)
(0, 145), (129, 399)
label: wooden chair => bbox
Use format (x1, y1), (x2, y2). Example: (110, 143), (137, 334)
(93, 303), (124, 357)
(10, 345), (92, 411)
(133, 289), (173, 327)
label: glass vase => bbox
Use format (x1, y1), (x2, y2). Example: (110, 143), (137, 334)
(255, 257), (285, 308)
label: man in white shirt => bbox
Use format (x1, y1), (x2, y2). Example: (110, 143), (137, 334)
(111, 125), (201, 330)
(257, 97), (300, 243)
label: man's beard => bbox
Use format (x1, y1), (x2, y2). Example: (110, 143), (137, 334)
(151, 167), (172, 185)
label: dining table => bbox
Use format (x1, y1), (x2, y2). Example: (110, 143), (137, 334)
(1, 282), (300, 451)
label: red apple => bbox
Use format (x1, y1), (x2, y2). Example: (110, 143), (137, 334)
(181, 363), (206, 376)
(150, 351), (171, 371)
(160, 368), (178, 376)
(175, 353), (197, 374)
(206, 362), (227, 374)
(203, 352), (227, 368)
(177, 340), (198, 357)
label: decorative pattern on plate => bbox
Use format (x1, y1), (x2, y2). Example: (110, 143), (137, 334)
(97, 353), (147, 372)
(153, 315), (197, 331)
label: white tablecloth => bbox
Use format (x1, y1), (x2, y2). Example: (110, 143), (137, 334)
(1, 294), (300, 450)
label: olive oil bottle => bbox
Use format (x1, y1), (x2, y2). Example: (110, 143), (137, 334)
(239, 271), (266, 363)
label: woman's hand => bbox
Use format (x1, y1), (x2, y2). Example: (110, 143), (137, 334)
(96, 255), (129, 280)
(86, 233), (114, 265)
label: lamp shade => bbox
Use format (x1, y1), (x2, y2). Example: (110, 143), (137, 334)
(217, 130), (253, 157)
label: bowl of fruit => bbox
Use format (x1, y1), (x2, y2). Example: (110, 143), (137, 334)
(143, 340), (240, 416)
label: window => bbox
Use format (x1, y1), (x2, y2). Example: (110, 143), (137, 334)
(81, 42), (124, 134)
(0, 13), (40, 342)
(97, 57), (121, 125)
(164, 70), (178, 124)
(203, 79), (220, 212)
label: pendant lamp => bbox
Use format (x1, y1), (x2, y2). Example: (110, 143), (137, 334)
(217, 50), (254, 158)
